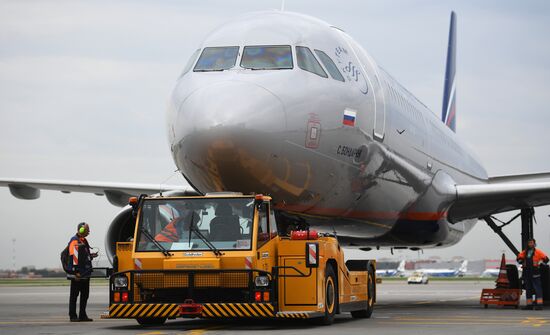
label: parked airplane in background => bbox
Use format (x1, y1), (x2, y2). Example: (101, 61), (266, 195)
(417, 260), (468, 278)
(2, 10), (550, 263)
(376, 260), (405, 277)
(480, 268), (500, 278)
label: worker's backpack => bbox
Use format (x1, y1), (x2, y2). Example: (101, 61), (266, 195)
(60, 244), (74, 274)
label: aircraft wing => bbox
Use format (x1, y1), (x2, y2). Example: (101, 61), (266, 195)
(448, 173), (550, 222)
(0, 178), (198, 207)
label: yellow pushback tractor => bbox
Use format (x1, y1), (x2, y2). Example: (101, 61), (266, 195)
(104, 193), (375, 325)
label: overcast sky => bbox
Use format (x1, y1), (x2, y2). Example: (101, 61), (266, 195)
(1, 0), (550, 269)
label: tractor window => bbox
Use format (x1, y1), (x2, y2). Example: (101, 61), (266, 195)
(269, 206), (278, 238)
(136, 197), (254, 252)
(257, 202), (269, 248)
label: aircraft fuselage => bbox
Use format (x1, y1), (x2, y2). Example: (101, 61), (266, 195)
(167, 11), (488, 249)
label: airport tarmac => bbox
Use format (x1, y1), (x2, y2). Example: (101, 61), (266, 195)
(0, 281), (548, 335)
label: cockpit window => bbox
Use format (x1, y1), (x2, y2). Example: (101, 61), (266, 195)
(180, 48), (201, 77)
(240, 46), (293, 70)
(193, 46), (239, 72)
(296, 46), (328, 78)
(314, 49), (345, 82)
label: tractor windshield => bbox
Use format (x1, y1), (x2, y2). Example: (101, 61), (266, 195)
(136, 197), (255, 252)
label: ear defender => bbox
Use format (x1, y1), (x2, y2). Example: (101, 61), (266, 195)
(79, 226), (87, 234)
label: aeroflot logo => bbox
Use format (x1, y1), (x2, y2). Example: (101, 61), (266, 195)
(334, 46), (368, 94)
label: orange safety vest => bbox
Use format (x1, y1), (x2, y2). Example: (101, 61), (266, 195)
(68, 236), (92, 277)
(517, 248), (549, 267)
(155, 220), (179, 242)
(69, 236), (89, 266)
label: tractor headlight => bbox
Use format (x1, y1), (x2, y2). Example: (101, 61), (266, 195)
(254, 276), (269, 287)
(113, 276), (128, 288)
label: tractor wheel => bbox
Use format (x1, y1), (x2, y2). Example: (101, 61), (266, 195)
(318, 265), (338, 325)
(351, 265), (375, 319)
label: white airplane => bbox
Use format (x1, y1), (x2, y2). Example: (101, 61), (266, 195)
(376, 260), (406, 277)
(417, 260), (468, 278)
(480, 268), (500, 278)
(1, 10), (550, 263)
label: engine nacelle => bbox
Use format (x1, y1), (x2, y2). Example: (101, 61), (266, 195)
(105, 205), (135, 264)
(104, 190), (197, 263)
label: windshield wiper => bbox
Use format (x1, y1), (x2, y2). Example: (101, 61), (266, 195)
(140, 227), (172, 257)
(189, 212), (223, 256)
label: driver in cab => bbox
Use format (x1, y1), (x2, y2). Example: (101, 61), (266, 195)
(155, 208), (198, 242)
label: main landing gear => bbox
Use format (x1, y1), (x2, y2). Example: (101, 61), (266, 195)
(483, 208), (550, 305)
(483, 208), (535, 256)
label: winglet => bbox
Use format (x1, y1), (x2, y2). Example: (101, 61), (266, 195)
(442, 11), (457, 132)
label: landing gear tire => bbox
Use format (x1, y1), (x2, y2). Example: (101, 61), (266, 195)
(136, 317), (167, 326)
(319, 265), (337, 325)
(351, 265), (375, 319)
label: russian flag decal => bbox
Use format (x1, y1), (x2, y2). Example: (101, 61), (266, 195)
(343, 109), (357, 126)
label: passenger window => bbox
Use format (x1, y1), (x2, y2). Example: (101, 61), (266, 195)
(241, 45), (293, 70)
(314, 49), (345, 82)
(179, 49), (201, 77)
(296, 46), (327, 78)
(193, 46), (239, 72)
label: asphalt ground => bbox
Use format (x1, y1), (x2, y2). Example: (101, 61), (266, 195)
(0, 281), (548, 335)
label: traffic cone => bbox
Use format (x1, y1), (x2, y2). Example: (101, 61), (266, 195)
(495, 253), (509, 289)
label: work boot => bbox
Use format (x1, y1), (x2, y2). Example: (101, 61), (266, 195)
(534, 305), (543, 311)
(521, 305), (534, 310)
(79, 315), (93, 322)
(70, 318), (80, 322)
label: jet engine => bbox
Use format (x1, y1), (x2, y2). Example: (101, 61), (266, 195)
(105, 206), (135, 263)
(104, 190), (197, 263)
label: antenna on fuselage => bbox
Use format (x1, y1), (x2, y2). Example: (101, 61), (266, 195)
(158, 168), (180, 196)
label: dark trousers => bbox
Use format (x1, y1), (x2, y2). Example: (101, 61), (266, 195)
(525, 275), (543, 305)
(69, 279), (90, 319)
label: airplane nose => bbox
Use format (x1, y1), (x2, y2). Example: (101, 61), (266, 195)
(173, 81), (287, 193)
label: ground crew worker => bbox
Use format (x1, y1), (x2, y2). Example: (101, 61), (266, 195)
(155, 210), (197, 242)
(155, 216), (183, 242)
(67, 222), (97, 321)
(517, 238), (549, 310)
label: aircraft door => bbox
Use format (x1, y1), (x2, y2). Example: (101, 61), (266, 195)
(339, 32), (386, 141)
(372, 74), (386, 141)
